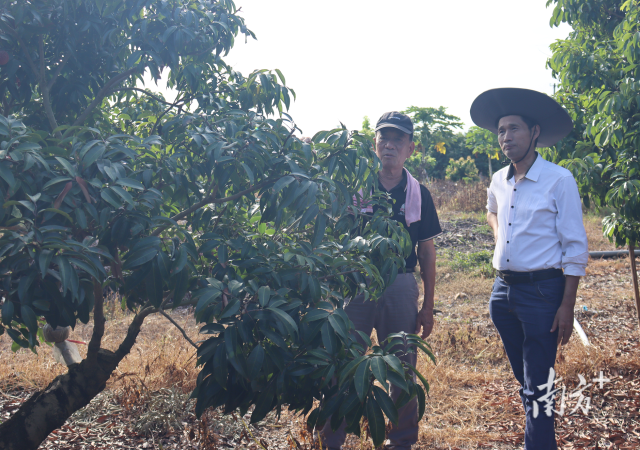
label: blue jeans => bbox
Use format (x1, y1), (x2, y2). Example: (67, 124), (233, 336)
(489, 275), (565, 450)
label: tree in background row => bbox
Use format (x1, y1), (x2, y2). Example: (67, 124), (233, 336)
(465, 126), (500, 179)
(445, 156), (480, 183)
(547, 0), (640, 324)
(0, 1), (434, 448)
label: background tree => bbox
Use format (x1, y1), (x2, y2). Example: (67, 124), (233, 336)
(445, 156), (480, 183)
(465, 125), (500, 179)
(547, 0), (640, 325)
(402, 106), (465, 179)
(0, 1), (434, 449)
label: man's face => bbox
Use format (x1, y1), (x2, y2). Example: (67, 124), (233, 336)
(375, 128), (415, 171)
(497, 115), (540, 162)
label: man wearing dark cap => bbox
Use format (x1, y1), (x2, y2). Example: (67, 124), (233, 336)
(320, 112), (442, 450)
(470, 88), (589, 450)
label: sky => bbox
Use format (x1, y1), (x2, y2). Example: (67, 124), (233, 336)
(145, 1), (573, 135)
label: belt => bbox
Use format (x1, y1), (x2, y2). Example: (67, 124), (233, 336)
(405, 268), (415, 273)
(497, 268), (563, 285)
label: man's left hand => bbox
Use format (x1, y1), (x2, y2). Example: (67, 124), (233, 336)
(415, 307), (434, 339)
(550, 302), (574, 346)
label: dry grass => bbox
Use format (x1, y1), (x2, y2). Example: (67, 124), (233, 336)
(1, 198), (639, 449)
(0, 301), (199, 395)
(428, 180), (489, 214)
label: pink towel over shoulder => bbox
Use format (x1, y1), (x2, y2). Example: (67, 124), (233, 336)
(404, 168), (422, 226)
(352, 169), (421, 224)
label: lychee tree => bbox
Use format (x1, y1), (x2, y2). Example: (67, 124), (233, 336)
(0, 1), (434, 449)
(547, 0), (640, 326)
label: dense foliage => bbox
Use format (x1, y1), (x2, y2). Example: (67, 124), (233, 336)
(466, 126), (500, 179)
(0, 0), (434, 447)
(445, 156), (480, 183)
(548, 0), (640, 247)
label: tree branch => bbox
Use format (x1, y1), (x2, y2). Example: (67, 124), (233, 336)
(39, 37), (61, 138)
(47, 52), (72, 91)
(64, 67), (139, 138)
(150, 178), (275, 237)
(159, 310), (198, 349)
(114, 304), (156, 361)
(319, 270), (359, 281)
(112, 87), (192, 108)
(605, 8), (625, 20)
(86, 281), (105, 366)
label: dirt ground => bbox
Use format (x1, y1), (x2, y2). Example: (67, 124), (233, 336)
(0, 209), (638, 450)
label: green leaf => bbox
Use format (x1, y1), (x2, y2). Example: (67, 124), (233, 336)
(116, 178), (145, 190)
(365, 396), (386, 448)
(273, 175), (294, 194)
(251, 385), (275, 424)
(312, 213), (327, 248)
(372, 385), (398, 426)
(219, 297), (241, 319)
(0, 161), (15, 188)
(55, 157), (77, 177)
(386, 367), (409, 394)
(327, 314), (349, 341)
(321, 322), (337, 355)
(213, 344), (227, 385)
(38, 250), (54, 278)
(383, 354), (404, 375)
(195, 288), (222, 314)
(101, 188), (123, 208)
(338, 355), (367, 387)
(123, 247), (159, 270)
(172, 267), (190, 308)
(69, 257), (100, 281)
(173, 246), (188, 274)
(247, 344), (265, 379)
(56, 256), (72, 296)
(370, 356), (388, 391)
(354, 359), (371, 402)
(408, 364), (430, 396)
(267, 306), (298, 338)
(2, 301), (14, 326)
(298, 204), (319, 229)
(42, 176), (72, 190)
(111, 186), (135, 205)
(416, 382), (426, 421)
(145, 260), (164, 307)
(40, 208), (73, 223)
(20, 305), (38, 334)
(258, 286), (270, 307)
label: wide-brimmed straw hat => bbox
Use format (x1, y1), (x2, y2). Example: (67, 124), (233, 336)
(470, 88), (572, 147)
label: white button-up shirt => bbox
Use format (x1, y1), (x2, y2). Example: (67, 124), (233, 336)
(487, 154), (588, 276)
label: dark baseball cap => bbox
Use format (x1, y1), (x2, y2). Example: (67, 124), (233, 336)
(375, 111), (413, 135)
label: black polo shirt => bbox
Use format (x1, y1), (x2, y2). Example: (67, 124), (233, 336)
(374, 171), (442, 270)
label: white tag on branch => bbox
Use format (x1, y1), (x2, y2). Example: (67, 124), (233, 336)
(52, 341), (82, 366)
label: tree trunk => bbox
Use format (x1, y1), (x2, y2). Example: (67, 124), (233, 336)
(0, 307), (151, 449)
(0, 350), (118, 449)
(630, 242), (640, 329)
(487, 154), (493, 179)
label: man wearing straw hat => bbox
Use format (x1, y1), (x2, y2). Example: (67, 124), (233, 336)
(470, 88), (588, 449)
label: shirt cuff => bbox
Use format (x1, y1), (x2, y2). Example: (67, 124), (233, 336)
(563, 263), (587, 277)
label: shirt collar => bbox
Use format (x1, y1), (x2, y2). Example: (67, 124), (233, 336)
(379, 170), (407, 193)
(505, 152), (543, 182)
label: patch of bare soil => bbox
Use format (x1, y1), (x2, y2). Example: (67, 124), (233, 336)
(434, 217), (494, 253)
